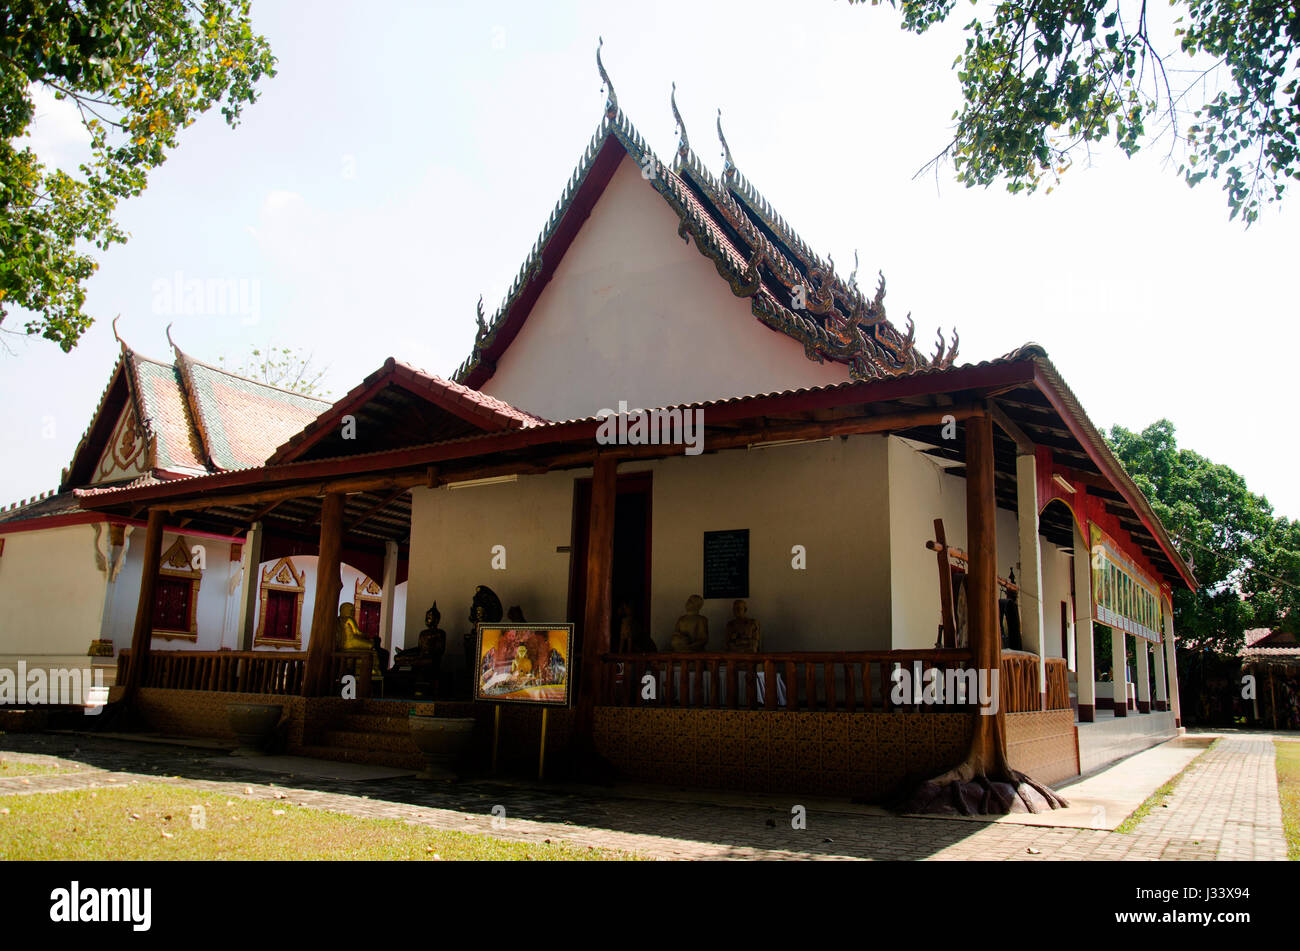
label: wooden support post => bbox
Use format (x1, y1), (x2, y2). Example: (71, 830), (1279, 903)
(927, 519), (956, 648)
(1073, 520), (1096, 721)
(961, 413), (1008, 769)
(302, 493), (345, 697)
(236, 520), (263, 651)
(964, 412), (1006, 771)
(378, 539), (399, 653)
(576, 454), (617, 739)
(122, 508), (166, 701)
(1015, 452), (1046, 710)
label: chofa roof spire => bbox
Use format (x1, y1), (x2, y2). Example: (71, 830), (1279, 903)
(671, 82), (689, 158)
(716, 108), (735, 181)
(596, 37), (617, 118)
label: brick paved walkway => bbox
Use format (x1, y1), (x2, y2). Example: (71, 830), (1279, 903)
(0, 732), (1290, 860)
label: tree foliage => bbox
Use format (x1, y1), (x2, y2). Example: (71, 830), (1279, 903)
(218, 345), (329, 397)
(1105, 419), (1300, 657)
(859, 0), (1300, 223)
(1, 1), (275, 351)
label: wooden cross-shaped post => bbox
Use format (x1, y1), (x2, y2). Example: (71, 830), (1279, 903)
(926, 518), (957, 649)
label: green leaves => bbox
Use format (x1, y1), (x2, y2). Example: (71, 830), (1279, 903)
(0, 0), (276, 351)
(856, 0), (1300, 224)
(1106, 420), (1300, 656)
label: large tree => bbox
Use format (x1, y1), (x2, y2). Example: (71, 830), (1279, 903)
(1105, 419), (1300, 654)
(1, 1), (275, 351)
(857, 0), (1300, 223)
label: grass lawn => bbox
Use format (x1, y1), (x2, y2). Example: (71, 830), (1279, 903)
(1114, 739), (1217, 834)
(1277, 740), (1300, 861)
(0, 783), (636, 860)
(0, 756), (78, 777)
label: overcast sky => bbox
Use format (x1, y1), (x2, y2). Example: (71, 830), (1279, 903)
(3, 0), (1297, 521)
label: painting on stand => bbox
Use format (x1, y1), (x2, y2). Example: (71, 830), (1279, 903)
(473, 623), (574, 706)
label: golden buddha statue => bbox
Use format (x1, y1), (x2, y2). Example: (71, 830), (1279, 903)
(670, 595), (709, 652)
(725, 599), (761, 653)
(336, 602), (372, 651)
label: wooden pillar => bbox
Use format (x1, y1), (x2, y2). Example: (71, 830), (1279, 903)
(378, 539), (399, 653)
(302, 493), (345, 697)
(1163, 611), (1182, 728)
(964, 412), (1005, 769)
(1135, 637), (1151, 712)
(1073, 520), (1096, 721)
(1015, 452), (1046, 710)
(576, 455), (617, 737)
(122, 508), (166, 699)
(1111, 627), (1128, 716)
(236, 520), (263, 651)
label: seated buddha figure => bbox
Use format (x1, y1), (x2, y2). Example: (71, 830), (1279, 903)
(510, 644), (534, 683)
(725, 599), (761, 653)
(670, 595), (709, 652)
(336, 602), (372, 651)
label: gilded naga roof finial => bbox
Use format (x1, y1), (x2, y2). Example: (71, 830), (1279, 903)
(848, 250), (860, 291)
(671, 82), (689, 157)
(165, 322), (178, 351)
(111, 315), (125, 348)
(596, 37), (617, 118)
(475, 295), (487, 337)
(716, 108), (735, 181)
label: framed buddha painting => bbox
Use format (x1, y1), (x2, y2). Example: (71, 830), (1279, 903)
(473, 623), (574, 706)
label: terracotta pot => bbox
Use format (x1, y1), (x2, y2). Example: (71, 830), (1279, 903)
(227, 702), (283, 755)
(408, 714), (475, 779)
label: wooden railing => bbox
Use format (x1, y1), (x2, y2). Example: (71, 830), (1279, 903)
(602, 649), (1073, 714)
(119, 649), (306, 695)
(118, 648), (382, 697)
(599, 650), (974, 712)
(1000, 651), (1072, 713)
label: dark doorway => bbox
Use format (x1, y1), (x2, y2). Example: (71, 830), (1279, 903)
(568, 472), (652, 656)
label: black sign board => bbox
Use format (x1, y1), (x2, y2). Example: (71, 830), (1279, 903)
(703, 529), (749, 600)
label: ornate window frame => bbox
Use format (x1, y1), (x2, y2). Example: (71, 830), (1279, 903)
(154, 536), (201, 641)
(255, 556), (306, 648)
(354, 575), (383, 635)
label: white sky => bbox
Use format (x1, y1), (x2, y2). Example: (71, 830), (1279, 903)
(2, 0), (1297, 519)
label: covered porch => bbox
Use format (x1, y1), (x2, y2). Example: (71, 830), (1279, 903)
(77, 350), (1191, 796)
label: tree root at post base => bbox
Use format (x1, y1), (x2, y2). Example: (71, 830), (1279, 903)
(895, 768), (1069, 816)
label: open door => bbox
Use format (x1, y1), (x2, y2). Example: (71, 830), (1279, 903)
(567, 471), (652, 658)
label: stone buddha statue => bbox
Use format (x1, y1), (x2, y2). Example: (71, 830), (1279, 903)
(725, 599), (761, 653)
(670, 595), (709, 652)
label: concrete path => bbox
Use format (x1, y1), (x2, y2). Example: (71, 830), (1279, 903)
(0, 730), (1290, 860)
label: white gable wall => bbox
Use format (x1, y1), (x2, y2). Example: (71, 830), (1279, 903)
(480, 155), (850, 421)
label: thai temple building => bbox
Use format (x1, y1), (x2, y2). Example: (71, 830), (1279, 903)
(0, 50), (1194, 807)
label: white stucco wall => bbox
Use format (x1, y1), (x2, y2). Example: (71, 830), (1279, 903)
(0, 524), (109, 666)
(639, 434), (892, 652)
(1039, 541), (1074, 663)
(104, 531), (240, 652)
(887, 437), (1021, 649)
(404, 471), (581, 664)
(480, 155), (850, 422)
